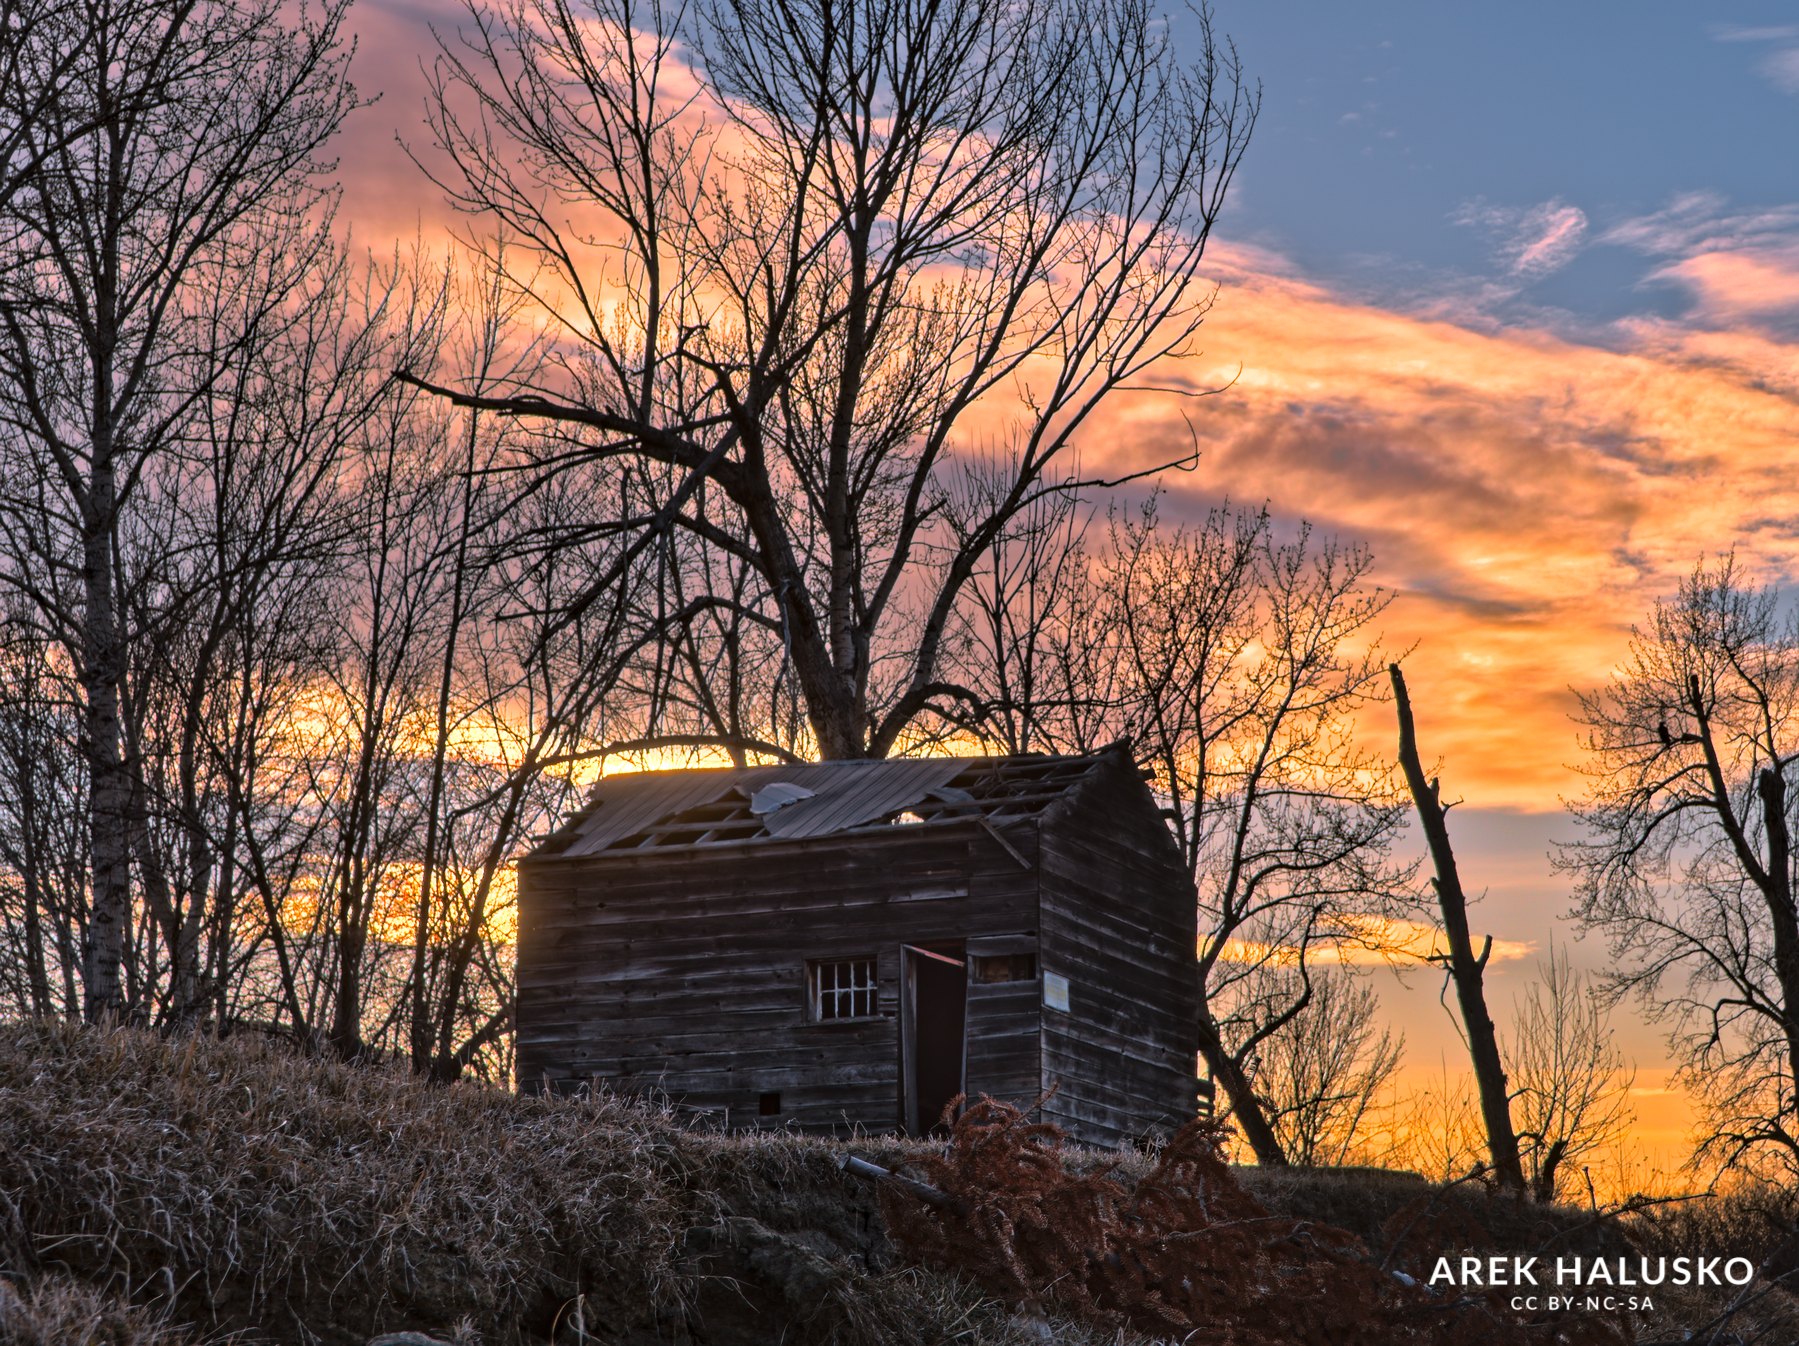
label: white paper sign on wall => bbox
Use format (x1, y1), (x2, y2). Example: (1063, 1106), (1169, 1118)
(1043, 971), (1070, 1012)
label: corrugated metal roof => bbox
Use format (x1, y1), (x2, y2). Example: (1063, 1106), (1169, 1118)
(557, 769), (757, 857)
(537, 752), (1114, 858)
(763, 760), (964, 838)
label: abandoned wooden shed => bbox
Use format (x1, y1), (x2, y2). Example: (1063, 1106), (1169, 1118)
(515, 745), (1200, 1147)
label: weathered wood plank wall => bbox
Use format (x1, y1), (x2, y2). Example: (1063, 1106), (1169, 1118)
(518, 821), (1041, 1134)
(1036, 755), (1200, 1146)
(517, 750), (1199, 1146)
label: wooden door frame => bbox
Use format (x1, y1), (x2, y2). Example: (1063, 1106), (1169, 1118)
(899, 942), (967, 1135)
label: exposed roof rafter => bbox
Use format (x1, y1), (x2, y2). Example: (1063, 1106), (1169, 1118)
(530, 750), (1124, 858)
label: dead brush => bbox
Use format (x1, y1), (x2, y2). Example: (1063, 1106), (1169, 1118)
(879, 1097), (1637, 1346)
(1624, 1186), (1799, 1345)
(0, 1022), (1107, 1345)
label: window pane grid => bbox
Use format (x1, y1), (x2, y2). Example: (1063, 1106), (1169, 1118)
(812, 957), (876, 1019)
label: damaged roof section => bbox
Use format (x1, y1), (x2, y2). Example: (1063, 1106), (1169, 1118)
(532, 751), (1117, 857)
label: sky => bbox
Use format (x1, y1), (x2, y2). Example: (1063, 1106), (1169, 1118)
(1201, 2), (1799, 325)
(1140, 1), (1799, 1174)
(337, 0), (1799, 1177)
(1144, 2), (1799, 1173)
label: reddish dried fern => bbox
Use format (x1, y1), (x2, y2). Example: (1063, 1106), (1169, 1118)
(880, 1098), (1635, 1346)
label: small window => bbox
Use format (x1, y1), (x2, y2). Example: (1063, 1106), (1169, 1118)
(759, 1091), (782, 1116)
(809, 957), (878, 1020)
(971, 952), (1038, 984)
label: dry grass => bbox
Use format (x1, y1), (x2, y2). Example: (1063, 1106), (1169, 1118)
(19, 1023), (1786, 1345)
(1244, 1164), (1799, 1345)
(0, 1021), (1088, 1345)
(0, 1271), (201, 1345)
(1241, 1164), (1635, 1269)
(1625, 1185), (1799, 1344)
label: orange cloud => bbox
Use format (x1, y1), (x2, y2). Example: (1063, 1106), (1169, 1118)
(335, 0), (1799, 818)
(1072, 244), (1799, 809)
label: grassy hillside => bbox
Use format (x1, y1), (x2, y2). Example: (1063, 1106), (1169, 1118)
(0, 1022), (1084, 1346)
(2, 1023), (1794, 1345)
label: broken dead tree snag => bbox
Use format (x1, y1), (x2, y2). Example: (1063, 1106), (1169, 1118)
(1388, 663), (1526, 1196)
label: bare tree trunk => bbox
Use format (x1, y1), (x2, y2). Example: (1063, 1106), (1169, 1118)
(412, 323), (486, 1072)
(81, 455), (131, 1022)
(1748, 757), (1799, 1122)
(330, 920), (364, 1057)
(1, 682), (62, 1015)
(1390, 663), (1525, 1194)
(15, 779), (55, 1015)
(1198, 1000), (1288, 1167)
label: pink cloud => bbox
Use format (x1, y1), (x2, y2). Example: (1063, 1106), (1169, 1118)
(1650, 248), (1799, 320)
(337, 0), (456, 243)
(1602, 192), (1799, 259)
(328, 1), (1799, 815)
(1452, 197), (1589, 279)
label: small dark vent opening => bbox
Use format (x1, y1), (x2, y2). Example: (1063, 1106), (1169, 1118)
(758, 1091), (782, 1117)
(972, 952), (1038, 984)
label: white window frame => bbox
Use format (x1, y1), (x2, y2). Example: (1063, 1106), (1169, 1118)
(808, 956), (879, 1021)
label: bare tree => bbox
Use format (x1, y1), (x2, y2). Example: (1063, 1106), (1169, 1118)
(400, 451), (673, 1080)
(1247, 964), (1404, 1168)
(958, 496), (1409, 1166)
(402, 0), (1255, 761)
(1391, 663), (1526, 1193)
(943, 474), (1113, 755)
(0, 604), (87, 1016)
(1506, 945), (1636, 1202)
(0, 0), (110, 217)
(0, 234), (479, 1037)
(1152, 510), (1407, 1168)
(0, 224), (672, 1070)
(228, 250), (678, 1071)
(1561, 556), (1799, 1179)
(0, 0), (358, 1020)
(398, 260), (677, 1079)
(113, 239), (431, 1033)
(1395, 1063), (1487, 1184)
